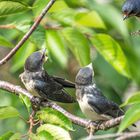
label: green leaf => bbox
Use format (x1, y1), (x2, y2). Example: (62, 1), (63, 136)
(9, 133), (21, 140)
(51, 9), (76, 26)
(15, 21), (45, 47)
(89, 2), (129, 39)
(0, 132), (14, 140)
(46, 30), (68, 68)
(37, 107), (73, 131)
(0, 0), (30, 6)
(30, 132), (54, 140)
(75, 11), (106, 29)
(90, 34), (131, 78)
(37, 131), (54, 140)
(121, 92), (140, 107)
(33, 0), (49, 17)
(15, 21), (31, 33)
(11, 41), (35, 72)
(118, 103), (140, 132)
(19, 94), (31, 113)
(62, 27), (90, 66)
(0, 1), (30, 17)
(0, 106), (19, 119)
(37, 124), (71, 140)
(29, 133), (38, 140)
(48, 0), (68, 13)
(0, 35), (13, 48)
(64, 0), (85, 7)
(33, 0), (68, 17)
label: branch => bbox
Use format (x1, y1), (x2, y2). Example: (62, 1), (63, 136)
(0, 80), (123, 132)
(116, 132), (140, 140)
(82, 132), (140, 140)
(0, 24), (16, 29)
(0, 0), (56, 66)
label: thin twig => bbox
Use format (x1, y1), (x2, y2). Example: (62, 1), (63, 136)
(82, 132), (140, 140)
(0, 80), (123, 131)
(116, 131), (140, 140)
(28, 111), (35, 140)
(44, 25), (62, 30)
(0, 0), (56, 66)
(82, 133), (123, 140)
(0, 24), (16, 29)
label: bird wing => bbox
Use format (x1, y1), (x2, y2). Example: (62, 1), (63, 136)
(51, 76), (75, 88)
(34, 71), (76, 103)
(86, 86), (124, 118)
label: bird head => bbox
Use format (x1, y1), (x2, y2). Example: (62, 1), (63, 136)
(122, 0), (140, 20)
(24, 48), (48, 72)
(75, 63), (94, 85)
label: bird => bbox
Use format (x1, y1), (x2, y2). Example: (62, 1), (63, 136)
(19, 49), (76, 103)
(122, 0), (140, 20)
(75, 63), (124, 122)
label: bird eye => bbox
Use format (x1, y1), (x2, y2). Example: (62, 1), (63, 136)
(129, 10), (134, 15)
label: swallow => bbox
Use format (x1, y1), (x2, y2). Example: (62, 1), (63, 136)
(75, 63), (124, 121)
(122, 0), (140, 20)
(20, 49), (76, 103)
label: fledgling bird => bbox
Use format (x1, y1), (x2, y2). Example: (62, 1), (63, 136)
(75, 63), (124, 121)
(122, 0), (140, 20)
(20, 49), (76, 103)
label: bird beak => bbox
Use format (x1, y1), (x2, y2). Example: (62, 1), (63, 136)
(42, 48), (46, 55)
(86, 63), (93, 70)
(123, 14), (128, 20)
(41, 48), (48, 62)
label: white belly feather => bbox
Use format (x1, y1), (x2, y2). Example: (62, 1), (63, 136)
(24, 80), (40, 97)
(78, 94), (110, 121)
(20, 73), (40, 97)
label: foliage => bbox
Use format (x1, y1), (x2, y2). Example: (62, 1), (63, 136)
(0, 0), (140, 139)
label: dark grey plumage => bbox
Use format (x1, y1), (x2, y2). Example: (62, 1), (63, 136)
(75, 63), (124, 121)
(122, 0), (140, 20)
(20, 49), (76, 103)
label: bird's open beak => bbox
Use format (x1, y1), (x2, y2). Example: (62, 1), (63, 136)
(42, 48), (48, 62)
(123, 14), (129, 20)
(86, 63), (93, 70)
(42, 48), (46, 55)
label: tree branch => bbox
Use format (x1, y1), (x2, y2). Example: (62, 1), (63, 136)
(0, 0), (56, 66)
(0, 80), (123, 132)
(116, 132), (140, 140)
(82, 132), (140, 140)
(0, 24), (16, 29)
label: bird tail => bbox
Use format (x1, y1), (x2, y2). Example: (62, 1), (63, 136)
(117, 109), (136, 127)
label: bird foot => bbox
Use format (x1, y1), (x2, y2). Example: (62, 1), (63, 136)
(131, 30), (140, 36)
(95, 120), (104, 130)
(31, 96), (42, 111)
(86, 121), (97, 136)
(31, 96), (41, 105)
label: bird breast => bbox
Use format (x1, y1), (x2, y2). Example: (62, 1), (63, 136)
(77, 93), (110, 121)
(20, 73), (40, 97)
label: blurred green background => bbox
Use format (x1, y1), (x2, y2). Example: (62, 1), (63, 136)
(0, 0), (140, 139)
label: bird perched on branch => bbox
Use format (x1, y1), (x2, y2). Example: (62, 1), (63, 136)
(20, 49), (76, 103)
(75, 63), (124, 122)
(122, 0), (140, 20)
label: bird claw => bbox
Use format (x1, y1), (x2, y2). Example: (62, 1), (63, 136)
(131, 30), (140, 36)
(96, 120), (104, 130)
(86, 121), (97, 136)
(31, 96), (42, 110)
(31, 96), (41, 105)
